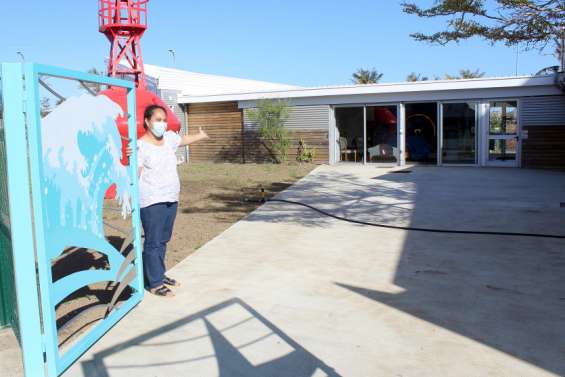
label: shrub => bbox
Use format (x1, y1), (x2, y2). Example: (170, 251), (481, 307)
(296, 138), (316, 163)
(247, 99), (291, 163)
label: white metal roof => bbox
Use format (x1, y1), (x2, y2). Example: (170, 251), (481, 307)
(143, 64), (300, 96)
(177, 74), (559, 104)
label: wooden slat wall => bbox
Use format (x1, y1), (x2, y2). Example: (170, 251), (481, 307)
(522, 125), (565, 170)
(186, 102), (329, 164)
(185, 102), (244, 163)
(244, 130), (329, 164)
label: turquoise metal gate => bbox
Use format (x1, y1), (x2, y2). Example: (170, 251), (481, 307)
(1, 63), (144, 376)
(0, 68), (18, 331)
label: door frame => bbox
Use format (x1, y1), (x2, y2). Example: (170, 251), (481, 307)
(401, 101), (440, 166)
(333, 105), (366, 163)
(330, 99), (522, 168)
(481, 99), (521, 168)
(438, 101), (480, 167)
(331, 103), (401, 166)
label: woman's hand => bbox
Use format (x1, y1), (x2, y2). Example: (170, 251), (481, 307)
(122, 137), (134, 158)
(180, 127), (210, 147)
(198, 127), (209, 140)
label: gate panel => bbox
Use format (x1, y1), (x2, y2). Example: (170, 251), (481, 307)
(1, 63), (45, 376)
(23, 64), (143, 376)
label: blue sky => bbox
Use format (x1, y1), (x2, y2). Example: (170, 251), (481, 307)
(0, 0), (557, 87)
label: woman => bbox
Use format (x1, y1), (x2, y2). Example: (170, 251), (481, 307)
(135, 105), (208, 297)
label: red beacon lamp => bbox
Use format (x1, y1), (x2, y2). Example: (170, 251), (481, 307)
(98, 0), (181, 160)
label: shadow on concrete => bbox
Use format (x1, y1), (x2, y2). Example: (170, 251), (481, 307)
(79, 298), (340, 377)
(249, 166), (565, 375)
(244, 170), (415, 228)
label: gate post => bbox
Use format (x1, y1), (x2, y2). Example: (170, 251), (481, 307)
(2, 63), (45, 376)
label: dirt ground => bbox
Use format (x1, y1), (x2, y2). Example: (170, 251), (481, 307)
(167, 162), (317, 267)
(99, 161), (317, 269)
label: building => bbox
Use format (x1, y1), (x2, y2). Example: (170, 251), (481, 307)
(143, 64), (299, 163)
(148, 65), (565, 169)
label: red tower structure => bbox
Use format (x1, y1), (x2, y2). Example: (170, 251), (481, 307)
(98, 0), (181, 197)
(99, 0), (148, 89)
(98, 0), (180, 140)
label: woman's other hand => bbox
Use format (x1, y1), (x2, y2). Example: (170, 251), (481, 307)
(179, 128), (210, 147)
(198, 127), (209, 140)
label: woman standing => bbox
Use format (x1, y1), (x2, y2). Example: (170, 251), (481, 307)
(136, 104), (208, 297)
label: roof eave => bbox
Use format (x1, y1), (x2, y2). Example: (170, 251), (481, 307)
(178, 75), (557, 104)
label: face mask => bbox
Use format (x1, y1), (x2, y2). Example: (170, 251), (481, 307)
(150, 121), (167, 138)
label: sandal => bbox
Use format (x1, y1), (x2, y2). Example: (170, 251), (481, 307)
(149, 285), (175, 297)
(163, 276), (181, 287)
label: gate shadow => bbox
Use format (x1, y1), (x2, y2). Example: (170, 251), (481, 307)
(79, 298), (340, 377)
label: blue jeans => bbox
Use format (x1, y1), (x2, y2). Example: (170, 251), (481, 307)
(140, 202), (178, 289)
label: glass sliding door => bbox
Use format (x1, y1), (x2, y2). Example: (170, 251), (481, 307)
(486, 101), (519, 166)
(335, 107), (364, 163)
(441, 102), (477, 164)
(365, 106), (398, 163)
(405, 103), (438, 164)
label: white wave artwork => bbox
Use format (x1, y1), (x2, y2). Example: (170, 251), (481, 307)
(41, 94), (132, 239)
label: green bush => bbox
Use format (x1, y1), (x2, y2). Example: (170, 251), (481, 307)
(247, 99), (291, 163)
(296, 138), (316, 163)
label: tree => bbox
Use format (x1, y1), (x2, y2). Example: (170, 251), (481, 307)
(401, 1), (565, 68)
(458, 68), (486, 79)
(459, 68), (485, 79)
(536, 37), (564, 75)
(555, 36), (565, 69)
(406, 72), (429, 82)
(79, 68), (105, 95)
(246, 99), (291, 163)
(40, 98), (52, 117)
(444, 69), (486, 80)
(352, 68), (383, 84)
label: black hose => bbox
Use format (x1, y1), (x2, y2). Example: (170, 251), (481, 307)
(266, 198), (565, 240)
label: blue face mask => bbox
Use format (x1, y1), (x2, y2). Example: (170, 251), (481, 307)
(151, 121), (167, 138)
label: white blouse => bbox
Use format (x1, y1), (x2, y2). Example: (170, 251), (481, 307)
(137, 131), (181, 208)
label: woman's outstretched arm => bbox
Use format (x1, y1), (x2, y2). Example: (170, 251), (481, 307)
(180, 127), (209, 147)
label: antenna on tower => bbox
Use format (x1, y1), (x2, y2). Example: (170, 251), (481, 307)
(168, 49), (176, 65)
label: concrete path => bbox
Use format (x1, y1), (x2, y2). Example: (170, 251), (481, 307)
(0, 328), (23, 377)
(65, 165), (565, 377)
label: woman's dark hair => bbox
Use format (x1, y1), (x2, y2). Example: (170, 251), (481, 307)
(143, 105), (168, 129)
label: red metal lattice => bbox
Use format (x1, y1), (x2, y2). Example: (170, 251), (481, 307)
(98, 0), (149, 89)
